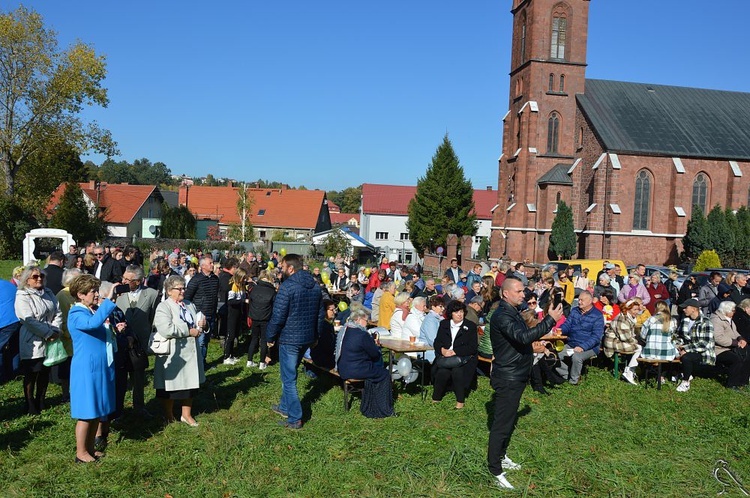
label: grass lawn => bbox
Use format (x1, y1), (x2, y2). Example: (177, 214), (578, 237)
(1, 338), (748, 497)
(0, 260), (22, 280)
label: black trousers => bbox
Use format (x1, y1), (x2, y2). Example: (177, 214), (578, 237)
(432, 357), (478, 403)
(680, 352), (703, 379)
(487, 377), (527, 476)
(716, 349), (750, 387)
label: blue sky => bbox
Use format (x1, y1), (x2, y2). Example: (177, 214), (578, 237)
(11, 1), (749, 191)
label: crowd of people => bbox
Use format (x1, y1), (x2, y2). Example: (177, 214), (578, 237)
(2, 244), (750, 488)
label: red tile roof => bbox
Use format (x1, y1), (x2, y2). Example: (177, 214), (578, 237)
(361, 183), (497, 219)
(330, 212), (360, 225)
(178, 186), (328, 229)
(48, 182), (161, 224)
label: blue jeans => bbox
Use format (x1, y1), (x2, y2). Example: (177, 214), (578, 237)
(197, 316), (216, 366)
(278, 343), (310, 424)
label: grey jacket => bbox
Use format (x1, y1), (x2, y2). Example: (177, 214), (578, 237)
(14, 288), (62, 360)
(116, 287), (159, 350)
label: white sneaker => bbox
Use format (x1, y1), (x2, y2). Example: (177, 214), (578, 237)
(676, 380), (691, 392)
(494, 472), (514, 489)
(223, 357), (238, 365)
(622, 369), (637, 385)
(259, 362), (268, 370)
(501, 455), (522, 470)
(246, 360), (258, 368)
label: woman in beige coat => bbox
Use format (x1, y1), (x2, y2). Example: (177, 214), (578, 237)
(153, 275), (205, 426)
(711, 300), (750, 389)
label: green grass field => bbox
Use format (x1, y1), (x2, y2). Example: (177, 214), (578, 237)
(1, 337), (748, 497)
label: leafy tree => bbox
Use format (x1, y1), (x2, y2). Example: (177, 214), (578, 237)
(736, 206), (750, 266)
(407, 135), (476, 256)
(327, 186), (362, 213)
(206, 224), (223, 241)
(477, 236), (490, 260)
(228, 184), (255, 241)
(694, 249), (721, 272)
(49, 182), (108, 243)
(16, 138), (89, 218)
(321, 229), (351, 258)
(682, 206), (709, 261)
(0, 6), (117, 197)
(0, 195), (38, 258)
(706, 205), (733, 264)
(160, 203), (196, 239)
(549, 201), (576, 259)
(270, 230), (294, 242)
(132, 158), (172, 185)
(94, 157), (173, 186)
(97, 159), (137, 184)
(725, 207), (740, 267)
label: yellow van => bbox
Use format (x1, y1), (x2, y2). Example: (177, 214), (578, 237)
(542, 259), (627, 280)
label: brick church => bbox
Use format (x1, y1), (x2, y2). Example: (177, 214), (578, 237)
(490, 0), (750, 265)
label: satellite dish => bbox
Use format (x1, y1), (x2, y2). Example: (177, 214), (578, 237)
(149, 225), (157, 234)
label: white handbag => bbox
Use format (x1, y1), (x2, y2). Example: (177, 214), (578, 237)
(148, 331), (171, 356)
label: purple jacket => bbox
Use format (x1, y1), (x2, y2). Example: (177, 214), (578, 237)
(617, 283), (650, 305)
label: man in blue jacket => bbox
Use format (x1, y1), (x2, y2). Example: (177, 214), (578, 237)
(556, 291), (604, 385)
(266, 254), (323, 429)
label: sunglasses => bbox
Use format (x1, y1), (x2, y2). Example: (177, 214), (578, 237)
(30, 274), (45, 281)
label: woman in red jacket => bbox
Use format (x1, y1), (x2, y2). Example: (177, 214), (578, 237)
(645, 273), (669, 314)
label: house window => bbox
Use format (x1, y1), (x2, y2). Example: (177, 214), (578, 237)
(559, 74), (565, 92)
(548, 73), (555, 92)
(547, 112), (560, 154)
(633, 169), (651, 230)
(258, 209), (265, 216)
(375, 232), (388, 240)
(692, 173), (708, 214)
(259, 230), (266, 239)
(550, 15), (567, 60)
(399, 233), (409, 240)
(404, 252), (413, 264)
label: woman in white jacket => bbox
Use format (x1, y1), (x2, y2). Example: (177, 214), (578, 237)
(14, 265), (62, 415)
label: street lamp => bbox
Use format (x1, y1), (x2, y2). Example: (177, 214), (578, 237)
(397, 239), (406, 263)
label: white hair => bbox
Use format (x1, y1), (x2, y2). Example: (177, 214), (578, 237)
(718, 300), (737, 316)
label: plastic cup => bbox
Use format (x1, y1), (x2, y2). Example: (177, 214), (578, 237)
(409, 335), (416, 344)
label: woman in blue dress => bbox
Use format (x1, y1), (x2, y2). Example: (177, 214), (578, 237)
(68, 274), (117, 463)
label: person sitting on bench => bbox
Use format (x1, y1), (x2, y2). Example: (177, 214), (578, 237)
(336, 307), (394, 418)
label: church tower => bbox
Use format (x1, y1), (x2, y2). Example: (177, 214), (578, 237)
(492, 0), (590, 262)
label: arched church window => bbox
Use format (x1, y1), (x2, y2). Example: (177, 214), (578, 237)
(559, 74), (565, 92)
(692, 173), (708, 214)
(549, 73), (555, 92)
(551, 15), (567, 59)
(547, 112), (560, 154)
(633, 170), (651, 230)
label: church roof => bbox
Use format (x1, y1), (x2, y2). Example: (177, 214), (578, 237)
(578, 79), (750, 161)
(537, 163), (573, 185)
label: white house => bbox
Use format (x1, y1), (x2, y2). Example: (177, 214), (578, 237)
(360, 184), (498, 263)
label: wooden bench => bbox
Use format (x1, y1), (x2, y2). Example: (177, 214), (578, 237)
(301, 357), (364, 411)
(637, 357), (681, 390)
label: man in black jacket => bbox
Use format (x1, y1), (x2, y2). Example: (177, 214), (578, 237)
(487, 278), (563, 490)
(185, 255), (220, 368)
(42, 251), (66, 295)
